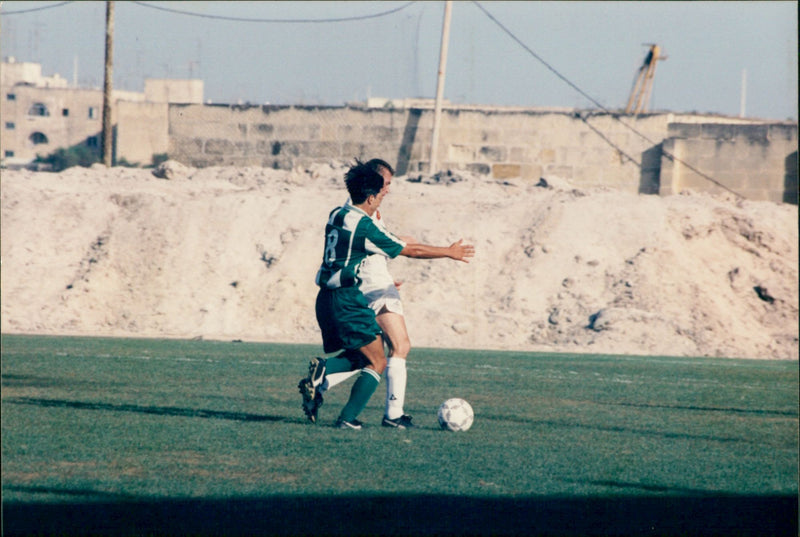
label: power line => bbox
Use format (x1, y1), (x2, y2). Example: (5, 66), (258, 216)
(129, 1), (418, 23)
(577, 113), (641, 168)
(0, 1), (74, 15)
(472, 1), (745, 199)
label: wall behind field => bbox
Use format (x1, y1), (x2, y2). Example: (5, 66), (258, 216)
(117, 101), (169, 166)
(660, 123), (798, 203)
(165, 103), (797, 202)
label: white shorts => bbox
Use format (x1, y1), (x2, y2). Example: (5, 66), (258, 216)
(363, 284), (404, 316)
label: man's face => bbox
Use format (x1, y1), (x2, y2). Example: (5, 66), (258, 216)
(373, 187), (388, 207)
(378, 167), (393, 196)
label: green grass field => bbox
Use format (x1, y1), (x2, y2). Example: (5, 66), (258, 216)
(2, 334), (797, 536)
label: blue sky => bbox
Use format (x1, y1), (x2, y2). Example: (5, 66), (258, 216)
(1, 1), (797, 120)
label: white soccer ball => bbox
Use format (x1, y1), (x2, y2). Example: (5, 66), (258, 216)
(437, 398), (474, 432)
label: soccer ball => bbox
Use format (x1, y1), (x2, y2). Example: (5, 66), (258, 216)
(437, 398), (474, 432)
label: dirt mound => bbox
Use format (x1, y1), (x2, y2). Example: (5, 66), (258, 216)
(1, 164), (797, 359)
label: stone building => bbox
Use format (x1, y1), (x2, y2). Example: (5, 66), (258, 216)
(0, 58), (202, 168)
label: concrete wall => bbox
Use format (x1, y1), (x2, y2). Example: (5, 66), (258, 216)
(660, 123), (798, 203)
(116, 101), (169, 166)
(168, 104), (684, 193)
(167, 103), (797, 201)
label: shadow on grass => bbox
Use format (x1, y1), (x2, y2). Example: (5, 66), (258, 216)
(488, 415), (755, 444)
(602, 401), (798, 417)
(3, 492), (796, 536)
(3, 397), (293, 423)
(1, 373), (123, 390)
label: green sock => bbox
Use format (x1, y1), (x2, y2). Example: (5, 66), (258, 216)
(339, 369), (381, 422)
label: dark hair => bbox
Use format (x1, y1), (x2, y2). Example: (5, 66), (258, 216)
(365, 158), (394, 176)
(345, 159), (385, 204)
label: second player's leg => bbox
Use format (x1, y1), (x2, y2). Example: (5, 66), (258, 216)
(377, 310), (413, 425)
(377, 310), (410, 358)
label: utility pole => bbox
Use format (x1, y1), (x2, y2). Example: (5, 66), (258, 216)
(102, 0), (115, 166)
(739, 68), (747, 118)
(429, 0), (452, 174)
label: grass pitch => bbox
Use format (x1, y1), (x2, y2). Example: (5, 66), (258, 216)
(1, 334), (797, 536)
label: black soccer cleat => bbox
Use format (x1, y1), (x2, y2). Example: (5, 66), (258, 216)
(381, 414), (415, 429)
(298, 357), (327, 424)
(307, 357), (326, 388)
(335, 418), (363, 430)
(298, 378), (324, 424)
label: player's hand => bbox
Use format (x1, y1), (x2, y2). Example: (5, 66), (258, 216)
(449, 239), (475, 263)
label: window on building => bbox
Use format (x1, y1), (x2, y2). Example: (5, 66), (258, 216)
(5, 122), (15, 129)
(28, 102), (50, 117)
(88, 106), (97, 119)
(4, 150), (14, 157)
(62, 108), (69, 117)
(87, 136), (99, 147)
(7, 93), (16, 101)
(30, 132), (49, 145)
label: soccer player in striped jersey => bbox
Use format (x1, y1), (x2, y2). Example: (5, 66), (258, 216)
(318, 159), (419, 429)
(299, 160), (474, 429)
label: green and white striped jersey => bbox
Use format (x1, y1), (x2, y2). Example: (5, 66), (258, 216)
(315, 204), (406, 289)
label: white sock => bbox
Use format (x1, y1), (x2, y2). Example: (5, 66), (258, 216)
(319, 370), (359, 394)
(385, 356), (407, 419)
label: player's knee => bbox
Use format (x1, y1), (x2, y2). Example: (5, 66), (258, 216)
(394, 336), (411, 358)
(361, 340), (387, 374)
(370, 354), (387, 374)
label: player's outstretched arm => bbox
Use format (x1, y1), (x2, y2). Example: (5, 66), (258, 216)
(400, 239), (475, 263)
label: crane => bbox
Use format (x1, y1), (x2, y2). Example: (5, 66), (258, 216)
(625, 44), (666, 115)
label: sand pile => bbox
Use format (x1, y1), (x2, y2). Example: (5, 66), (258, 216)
(1, 162), (797, 359)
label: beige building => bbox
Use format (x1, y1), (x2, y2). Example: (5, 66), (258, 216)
(1, 58), (202, 168)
